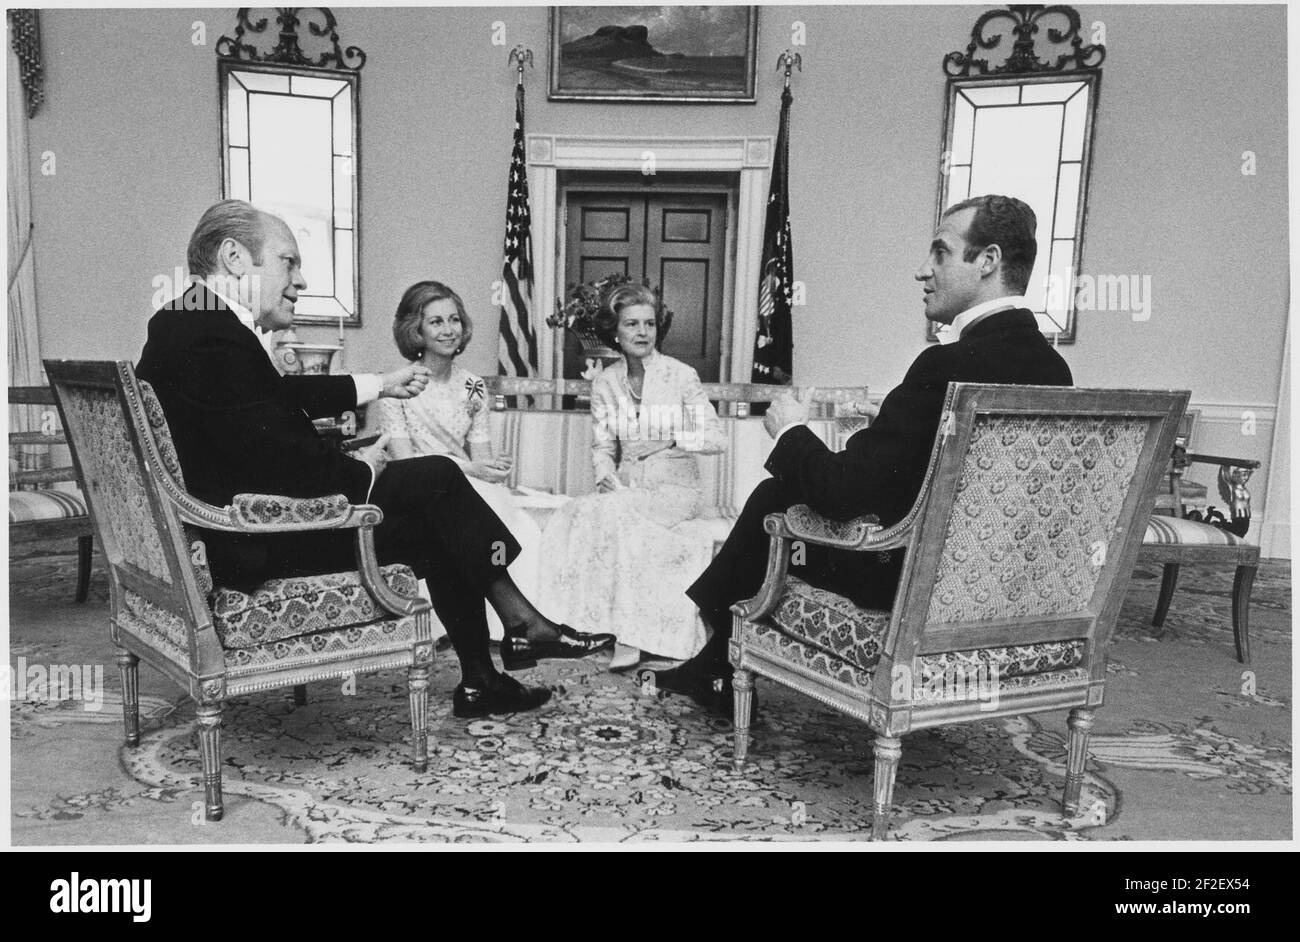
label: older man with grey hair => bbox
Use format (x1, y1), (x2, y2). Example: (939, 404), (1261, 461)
(138, 200), (614, 717)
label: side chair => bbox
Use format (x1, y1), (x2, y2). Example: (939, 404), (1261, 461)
(1138, 419), (1262, 663)
(728, 383), (1186, 839)
(44, 359), (435, 822)
(8, 384), (96, 601)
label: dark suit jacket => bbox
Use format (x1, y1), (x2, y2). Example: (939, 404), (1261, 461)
(766, 307), (1074, 528)
(136, 284), (372, 584)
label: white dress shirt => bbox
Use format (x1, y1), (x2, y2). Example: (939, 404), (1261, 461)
(934, 294), (1027, 345)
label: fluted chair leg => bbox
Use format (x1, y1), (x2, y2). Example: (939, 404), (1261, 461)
(871, 735), (902, 840)
(1151, 563), (1180, 633)
(74, 535), (93, 604)
(1233, 565), (1256, 665)
(115, 649), (140, 747)
(1063, 707), (1095, 817)
(408, 664), (430, 773)
(196, 701), (224, 822)
(732, 668), (754, 770)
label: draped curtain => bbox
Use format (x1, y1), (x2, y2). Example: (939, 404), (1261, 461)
(8, 35), (46, 476)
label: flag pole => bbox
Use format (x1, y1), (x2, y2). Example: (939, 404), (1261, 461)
(497, 45), (539, 407)
(751, 50), (801, 398)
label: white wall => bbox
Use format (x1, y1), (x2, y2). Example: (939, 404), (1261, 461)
(23, 4), (1289, 551)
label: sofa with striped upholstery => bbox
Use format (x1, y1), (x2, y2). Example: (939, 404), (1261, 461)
(483, 378), (871, 545)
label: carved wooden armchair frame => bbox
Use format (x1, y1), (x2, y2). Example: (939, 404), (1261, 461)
(44, 360), (434, 821)
(728, 384), (1187, 839)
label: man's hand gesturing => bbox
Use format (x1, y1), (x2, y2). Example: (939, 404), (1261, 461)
(380, 364), (432, 399)
(762, 388), (812, 439)
(353, 433), (391, 480)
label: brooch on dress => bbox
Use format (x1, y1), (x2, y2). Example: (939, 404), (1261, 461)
(465, 376), (486, 413)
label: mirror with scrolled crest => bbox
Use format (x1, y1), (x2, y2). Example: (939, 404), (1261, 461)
(935, 4), (1105, 343)
(217, 7), (364, 326)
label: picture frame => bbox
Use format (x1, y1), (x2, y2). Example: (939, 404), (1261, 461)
(549, 6), (758, 103)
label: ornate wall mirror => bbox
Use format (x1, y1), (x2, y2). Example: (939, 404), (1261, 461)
(217, 8), (364, 326)
(935, 5), (1104, 342)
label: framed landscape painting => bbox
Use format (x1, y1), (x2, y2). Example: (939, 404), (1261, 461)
(549, 6), (758, 103)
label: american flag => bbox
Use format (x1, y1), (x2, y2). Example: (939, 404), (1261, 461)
(752, 84), (794, 386)
(497, 82), (539, 390)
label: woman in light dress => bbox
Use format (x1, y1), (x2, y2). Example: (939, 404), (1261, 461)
(537, 283), (727, 670)
(367, 281), (541, 640)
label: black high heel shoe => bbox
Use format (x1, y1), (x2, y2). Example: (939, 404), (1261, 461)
(500, 624), (616, 671)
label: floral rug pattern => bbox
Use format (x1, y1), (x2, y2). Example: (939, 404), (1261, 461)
(9, 552), (1292, 843)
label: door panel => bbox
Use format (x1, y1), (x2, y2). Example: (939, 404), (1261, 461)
(580, 256), (629, 285)
(658, 258), (711, 359)
(646, 194), (726, 379)
(661, 208), (711, 243)
(580, 206), (631, 242)
(567, 197), (645, 292)
(564, 189), (728, 382)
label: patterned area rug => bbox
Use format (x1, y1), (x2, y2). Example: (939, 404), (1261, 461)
(8, 550), (1292, 843)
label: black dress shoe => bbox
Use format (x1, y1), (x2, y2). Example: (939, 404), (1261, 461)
(452, 673), (552, 718)
(499, 624), (616, 671)
(640, 665), (759, 721)
(644, 654), (728, 697)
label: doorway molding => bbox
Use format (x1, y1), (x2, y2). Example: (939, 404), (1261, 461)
(527, 134), (773, 382)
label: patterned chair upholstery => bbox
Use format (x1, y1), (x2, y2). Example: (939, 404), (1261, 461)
(729, 384), (1187, 839)
(43, 360), (435, 822)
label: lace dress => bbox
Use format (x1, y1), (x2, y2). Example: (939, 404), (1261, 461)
(366, 366), (542, 639)
(537, 352), (726, 659)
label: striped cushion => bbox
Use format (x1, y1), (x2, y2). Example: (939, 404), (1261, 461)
(487, 409), (843, 508)
(1144, 515), (1247, 547)
(8, 488), (89, 523)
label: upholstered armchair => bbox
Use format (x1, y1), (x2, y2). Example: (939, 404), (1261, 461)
(44, 360), (435, 822)
(728, 384), (1186, 839)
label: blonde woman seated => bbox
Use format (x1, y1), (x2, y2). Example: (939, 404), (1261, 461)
(538, 283), (726, 670)
(367, 281), (546, 642)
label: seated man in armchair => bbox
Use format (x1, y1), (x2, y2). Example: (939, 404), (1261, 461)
(138, 200), (614, 718)
(654, 194), (1074, 712)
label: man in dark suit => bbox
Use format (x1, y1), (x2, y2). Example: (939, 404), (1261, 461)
(654, 194), (1074, 711)
(138, 200), (613, 718)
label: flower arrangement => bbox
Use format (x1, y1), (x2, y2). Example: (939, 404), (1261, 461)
(547, 273), (631, 333)
(546, 274), (672, 338)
